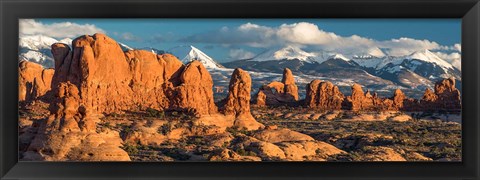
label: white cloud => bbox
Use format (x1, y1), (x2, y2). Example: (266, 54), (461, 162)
(454, 43), (461, 52)
(228, 49), (256, 60)
(433, 51), (461, 70)
(182, 22), (460, 59)
(377, 37), (443, 56)
(276, 22), (338, 45)
(19, 19), (105, 39)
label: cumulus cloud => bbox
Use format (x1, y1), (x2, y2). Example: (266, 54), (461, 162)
(377, 37), (444, 56)
(181, 22), (460, 59)
(454, 43), (461, 52)
(19, 19), (105, 39)
(433, 51), (461, 70)
(228, 49), (256, 60)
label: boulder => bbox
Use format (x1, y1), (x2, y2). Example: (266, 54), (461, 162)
(362, 146), (406, 161)
(240, 136), (287, 160)
(277, 141), (345, 161)
(253, 128), (314, 143)
(209, 149), (261, 161)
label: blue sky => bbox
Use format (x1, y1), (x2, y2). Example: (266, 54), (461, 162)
(23, 19), (461, 62)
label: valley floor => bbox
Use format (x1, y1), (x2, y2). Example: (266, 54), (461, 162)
(19, 102), (461, 162)
(252, 106), (461, 161)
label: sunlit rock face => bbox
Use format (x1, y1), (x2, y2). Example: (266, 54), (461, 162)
(18, 60), (54, 102)
(254, 68), (299, 106)
(223, 68), (264, 130)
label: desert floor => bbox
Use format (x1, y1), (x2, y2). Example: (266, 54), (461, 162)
(19, 101), (461, 162)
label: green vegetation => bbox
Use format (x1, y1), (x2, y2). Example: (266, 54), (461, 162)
(226, 126), (252, 136)
(255, 109), (462, 161)
(235, 148), (257, 157)
(146, 108), (165, 118)
(158, 122), (174, 135)
(121, 143), (140, 155)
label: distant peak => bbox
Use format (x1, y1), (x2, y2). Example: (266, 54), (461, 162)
(328, 54), (350, 61)
(404, 49), (453, 69)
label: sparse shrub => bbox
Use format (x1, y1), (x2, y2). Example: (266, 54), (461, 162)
(98, 121), (113, 129)
(119, 125), (135, 139)
(121, 143), (139, 155)
(146, 108), (165, 118)
(158, 122), (174, 135)
(226, 126), (251, 136)
(234, 147), (257, 157)
(222, 141), (230, 148)
(161, 148), (191, 160)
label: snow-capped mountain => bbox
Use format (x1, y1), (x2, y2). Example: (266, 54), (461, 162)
(18, 35), (461, 99)
(327, 54), (351, 61)
(224, 47), (461, 98)
(168, 45), (224, 69)
(349, 49), (462, 90)
(353, 49), (461, 82)
(19, 35), (72, 68)
(250, 46), (317, 63)
(377, 50), (453, 71)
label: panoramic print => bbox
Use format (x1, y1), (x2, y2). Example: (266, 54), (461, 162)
(18, 19), (462, 161)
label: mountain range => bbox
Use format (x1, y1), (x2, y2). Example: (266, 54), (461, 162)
(18, 35), (461, 99)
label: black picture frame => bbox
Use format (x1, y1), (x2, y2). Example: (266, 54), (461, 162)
(1, 0), (479, 179)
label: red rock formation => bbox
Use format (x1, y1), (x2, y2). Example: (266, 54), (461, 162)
(18, 61), (54, 102)
(392, 89), (406, 109)
(304, 77), (459, 112)
(282, 68), (299, 101)
(267, 81), (285, 94)
(168, 61), (217, 116)
(254, 68), (298, 106)
(224, 68), (264, 130)
(422, 88), (437, 102)
(343, 83), (377, 111)
(255, 88), (268, 106)
(25, 81), (130, 161)
(420, 77), (461, 111)
(25, 33), (221, 161)
(305, 80), (344, 110)
(255, 83), (283, 106)
(50, 33), (216, 116)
